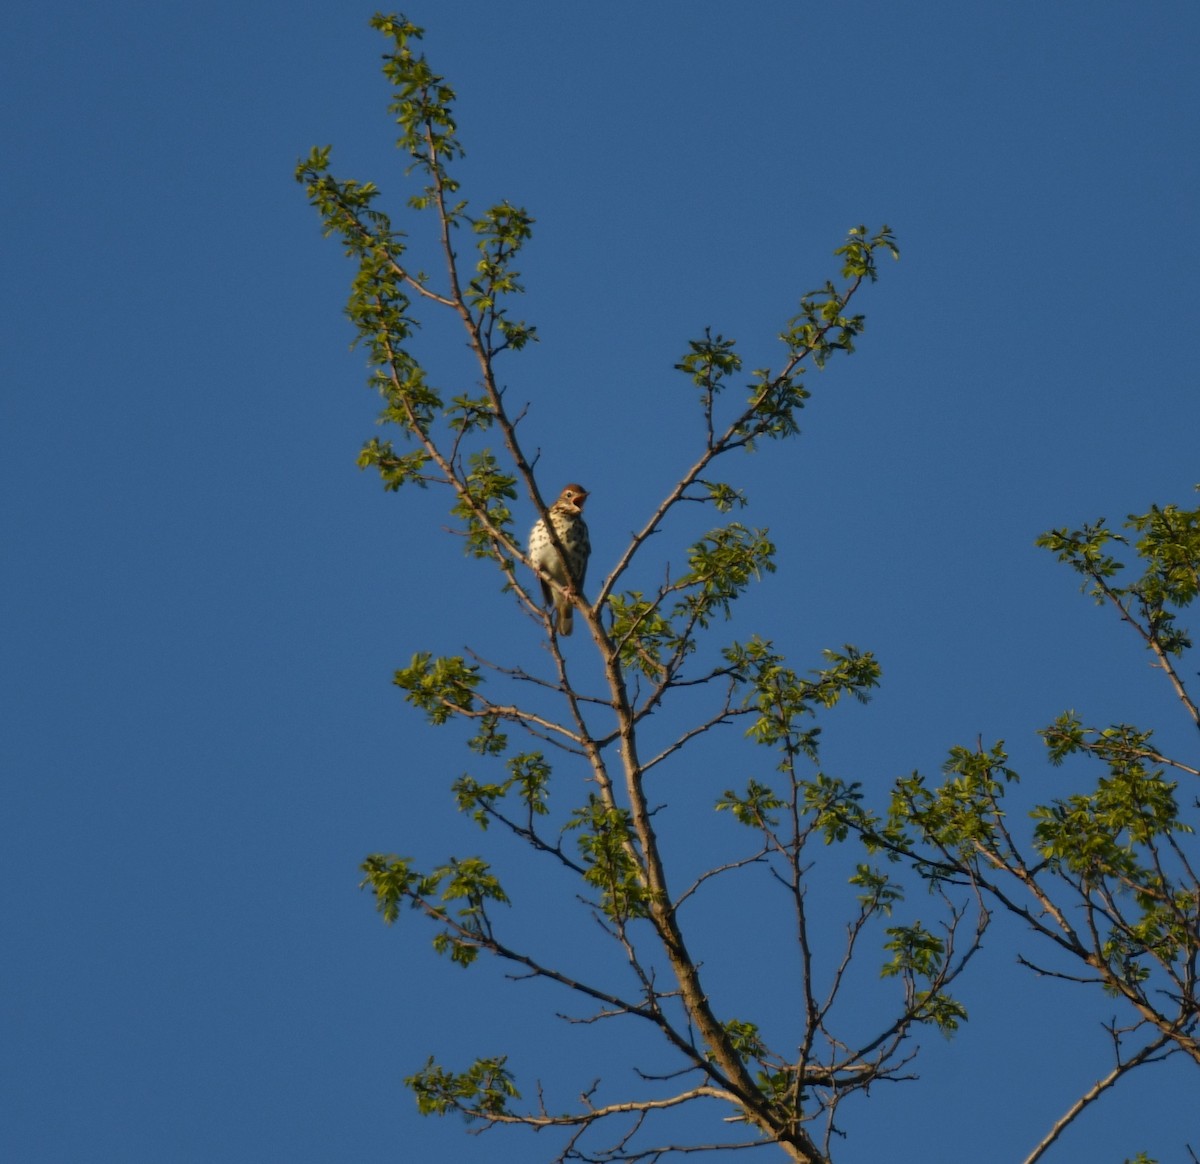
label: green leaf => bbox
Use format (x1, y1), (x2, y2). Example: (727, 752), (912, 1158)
(565, 797), (650, 920)
(677, 524), (776, 626)
(405, 1055), (520, 1118)
(394, 653), (481, 724)
(715, 780), (785, 827)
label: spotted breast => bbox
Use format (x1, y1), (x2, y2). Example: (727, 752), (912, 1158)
(528, 484), (590, 636)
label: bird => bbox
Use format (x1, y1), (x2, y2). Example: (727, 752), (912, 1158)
(528, 484), (591, 636)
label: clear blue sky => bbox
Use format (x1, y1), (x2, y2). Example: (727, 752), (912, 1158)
(3, 2), (1198, 1161)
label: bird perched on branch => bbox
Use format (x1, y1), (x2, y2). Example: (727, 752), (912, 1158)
(528, 484), (590, 636)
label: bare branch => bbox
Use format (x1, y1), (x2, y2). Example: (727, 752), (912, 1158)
(1021, 1033), (1178, 1164)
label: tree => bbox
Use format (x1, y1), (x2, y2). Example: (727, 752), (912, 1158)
(297, 14), (1198, 1163)
(842, 503), (1200, 1163)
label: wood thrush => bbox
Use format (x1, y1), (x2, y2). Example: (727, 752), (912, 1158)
(528, 484), (590, 636)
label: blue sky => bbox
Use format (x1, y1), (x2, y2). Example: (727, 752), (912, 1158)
(4, 2), (1199, 1161)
